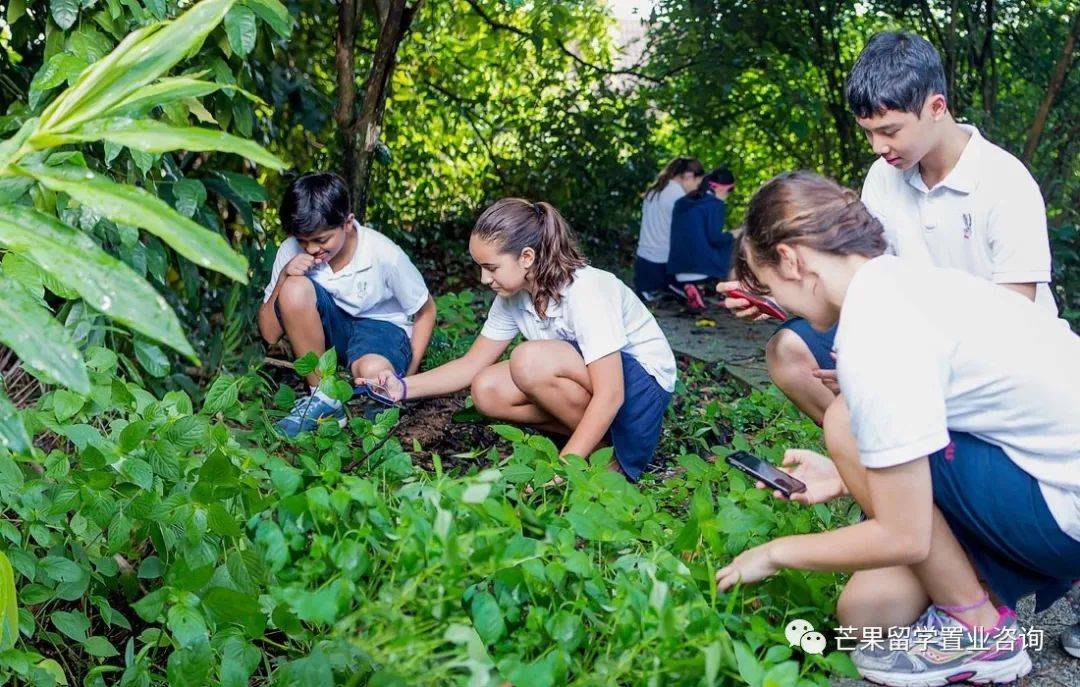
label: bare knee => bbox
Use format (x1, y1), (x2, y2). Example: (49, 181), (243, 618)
(837, 570), (928, 632)
(508, 342), (556, 393)
(766, 329), (816, 383)
(470, 367), (505, 416)
(352, 354), (392, 381)
(277, 275), (316, 314)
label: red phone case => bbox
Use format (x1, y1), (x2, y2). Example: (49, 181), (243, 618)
(725, 288), (788, 321)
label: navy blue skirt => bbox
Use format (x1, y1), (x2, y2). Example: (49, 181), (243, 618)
(929, 432), (1080, 612)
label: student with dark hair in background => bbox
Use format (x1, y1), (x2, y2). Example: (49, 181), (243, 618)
(667, 167), (736, 313)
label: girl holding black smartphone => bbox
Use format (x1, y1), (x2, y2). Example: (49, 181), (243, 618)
(713, 171), (1080, 687)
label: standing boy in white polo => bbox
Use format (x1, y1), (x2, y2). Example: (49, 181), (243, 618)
(725, 31), (1059, 426)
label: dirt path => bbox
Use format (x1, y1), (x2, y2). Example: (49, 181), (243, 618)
(648, 298), (776, 387)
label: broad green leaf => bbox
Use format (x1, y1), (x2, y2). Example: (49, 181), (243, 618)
(29, 54), (89, 109)
(219, 635), (260, 687)
(134, 338), (170, 378)
(243, 0), (292, 37)
(167, 639), (212, 687)
(39, 556), (83, 583)
(83, 636), (119, 657)
(224, 6), (258, 56)
(203, 376), (239, 414)
(50, 610), (90, 642)
(52, 390), (85, 422)
(201, 587), (263, 636)
(0, 272), (89, 393)
(0, 389), (30, 455)
(0, 552), (18, 650)
(49, 0), (79, 30)
(167, 603), (208, 648)
(172, 179), (207, 218)
(67, 25), (114, 64)
(469, 591), (505, 645)
(21, 164), (248, 284)
(42, 118), (286, 170)
(6, 0), (27, 25)
(104, 77), (224, 118)
(39, 0), (237, 134)
(0, 204), (195, 358)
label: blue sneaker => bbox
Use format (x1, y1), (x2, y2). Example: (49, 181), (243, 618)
(274, 392), (345, 438)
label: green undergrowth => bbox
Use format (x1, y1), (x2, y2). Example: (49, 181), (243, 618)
(0, 298), (863, 686)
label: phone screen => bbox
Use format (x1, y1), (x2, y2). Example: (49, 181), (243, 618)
(726, 451), (806, 495)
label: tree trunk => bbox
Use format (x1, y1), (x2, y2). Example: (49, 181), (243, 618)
(335, 0), (362, 203)
(335, 0), (423, 222)
(1022, 7), (1080, 163)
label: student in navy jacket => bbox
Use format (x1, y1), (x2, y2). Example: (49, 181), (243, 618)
(667, 168), (736, 311)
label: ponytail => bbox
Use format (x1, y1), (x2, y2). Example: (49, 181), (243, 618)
(472, 198), (588, 317)
(645, 157), (705, 199)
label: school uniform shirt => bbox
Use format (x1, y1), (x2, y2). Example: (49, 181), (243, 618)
(263, 221), (430, 336)
(861, 124), (1057, 313)
(636, 180), (686, 264)
(667, 193), (734, 279)
(480, 266), (677, 393)
(834, 255), (1080, 542)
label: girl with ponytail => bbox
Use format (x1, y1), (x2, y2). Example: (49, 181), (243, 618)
(634, 157), (705, 300)
(714, 171), (1079, 687)
(360, 198), (677, 482)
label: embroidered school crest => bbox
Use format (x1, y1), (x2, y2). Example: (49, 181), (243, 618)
(962, 213), (973, 239)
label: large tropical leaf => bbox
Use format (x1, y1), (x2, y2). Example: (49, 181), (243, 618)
(0, 273), (89, 393)
(0, 552), (18, 650)
(0, 388), (31, 455)
(19, 164), (248, 284)
(0, 204), (196, 359)
(38, 0), (236, 134)
(40, 118), (286, 169)
(103, 77), (225, 118)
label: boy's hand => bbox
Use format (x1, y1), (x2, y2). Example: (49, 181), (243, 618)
(716, 280), (771, 321)
(754, 449), (846, 505)
(284, 253), (322, 277)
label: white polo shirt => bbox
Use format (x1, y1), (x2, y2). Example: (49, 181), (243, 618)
(636, 180), (685, 264)
(263, 222), (430, 336)
(835, 256), (1080, 542)
(480, 266), (677, 392)
(861, 125), (1057, 312)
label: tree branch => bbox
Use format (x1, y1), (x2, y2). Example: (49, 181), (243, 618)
(1023, 5), (1080, 162)
(461, 0), (692, 84)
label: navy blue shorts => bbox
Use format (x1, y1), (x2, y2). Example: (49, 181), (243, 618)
(929, 432), (1080, 612)
(567, 342), (672, 481)
(777, 317), (837, 370)
(633, 256), (671, 296)
(275, 277), (412, 375)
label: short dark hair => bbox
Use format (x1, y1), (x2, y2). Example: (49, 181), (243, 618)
(279, 172), (351, 236)
(845, 31), (947, 118)
(689, 166), (735, 199)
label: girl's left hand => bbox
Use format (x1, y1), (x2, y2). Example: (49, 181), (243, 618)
(715, 543), (779, 591)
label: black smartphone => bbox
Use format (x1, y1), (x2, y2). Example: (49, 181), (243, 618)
(725, 451), (807, 497)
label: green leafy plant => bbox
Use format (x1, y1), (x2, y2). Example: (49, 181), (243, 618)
(0, 0), (287, 446)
